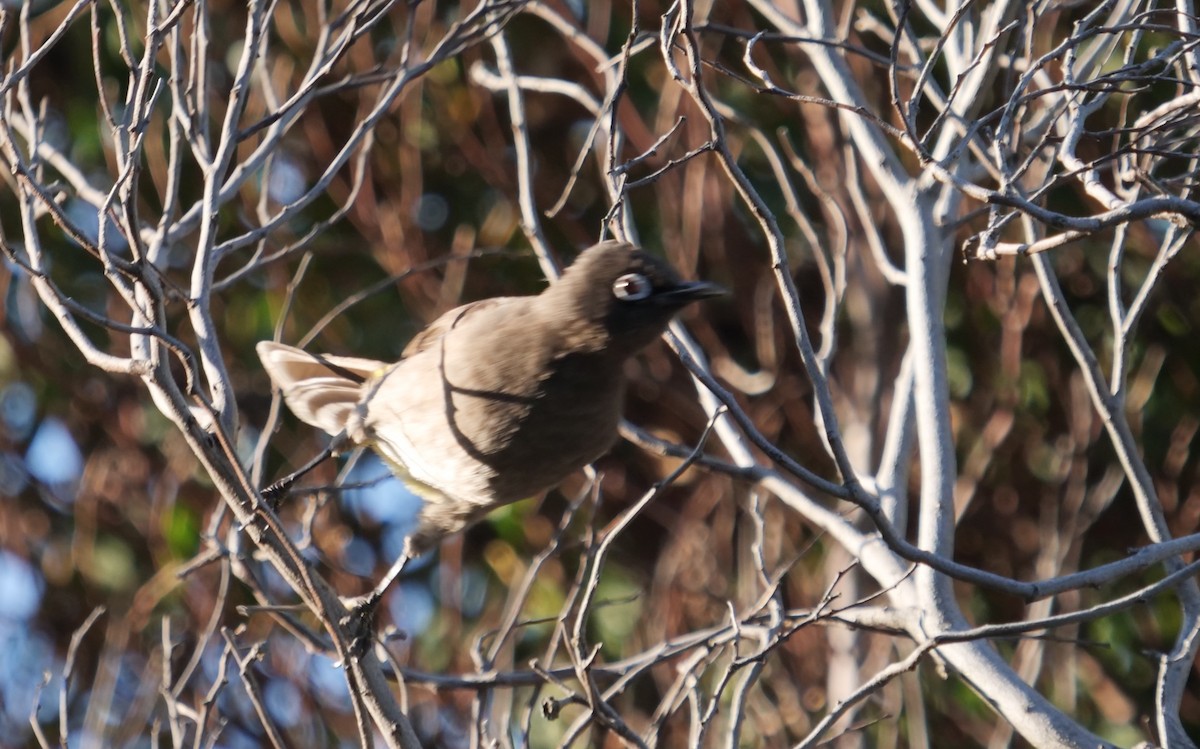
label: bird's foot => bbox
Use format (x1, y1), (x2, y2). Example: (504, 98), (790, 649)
(336, 552), (409, 662)
(339, 591), (384, 661)
(259, 442), (341, 510)
(259, 476), (293, 509)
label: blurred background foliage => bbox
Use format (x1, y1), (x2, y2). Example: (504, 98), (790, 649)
(0, 0), (1198, 746)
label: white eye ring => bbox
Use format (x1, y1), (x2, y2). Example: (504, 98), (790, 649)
(612, 272), (653, 301)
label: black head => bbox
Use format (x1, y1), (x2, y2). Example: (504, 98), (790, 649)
(540, 240), (724, 356)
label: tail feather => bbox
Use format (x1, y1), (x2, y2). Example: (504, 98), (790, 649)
(257, 341), (386, 436)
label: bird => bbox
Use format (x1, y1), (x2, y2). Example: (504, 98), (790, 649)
(257, 240), (723, 624)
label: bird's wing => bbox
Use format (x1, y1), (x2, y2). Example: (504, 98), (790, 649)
(400, 298), (512, 358)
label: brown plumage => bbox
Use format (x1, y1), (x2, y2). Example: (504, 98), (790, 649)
(258, 240), (722, 555)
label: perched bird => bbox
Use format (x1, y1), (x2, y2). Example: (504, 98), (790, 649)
(258, 240), (722, 611)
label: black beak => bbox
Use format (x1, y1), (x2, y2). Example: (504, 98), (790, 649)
(654, 280), (727, 305)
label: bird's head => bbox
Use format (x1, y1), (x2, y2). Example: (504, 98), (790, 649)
(541, 240), (725, 357)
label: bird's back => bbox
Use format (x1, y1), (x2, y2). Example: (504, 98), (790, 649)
(355, 294), (625, 531)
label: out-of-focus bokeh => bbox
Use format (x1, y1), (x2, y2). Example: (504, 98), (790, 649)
(2, 1), (1200, 747)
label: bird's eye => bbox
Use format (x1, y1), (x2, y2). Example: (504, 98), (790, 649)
(612, 273), (653, 301)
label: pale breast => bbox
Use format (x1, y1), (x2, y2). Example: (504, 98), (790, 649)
(357, 348), (503, 509)
(355, 303), (626, 511)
